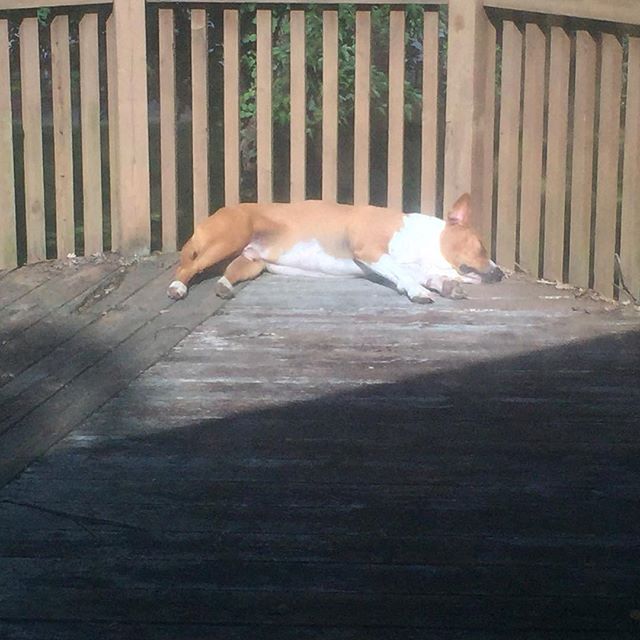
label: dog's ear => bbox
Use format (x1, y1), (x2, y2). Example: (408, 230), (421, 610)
(446, 193), (471, 226)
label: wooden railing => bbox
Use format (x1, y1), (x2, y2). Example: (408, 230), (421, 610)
(1, 0), (639, 301)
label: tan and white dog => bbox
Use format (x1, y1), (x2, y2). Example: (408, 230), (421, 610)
(167, 193), (503, 304)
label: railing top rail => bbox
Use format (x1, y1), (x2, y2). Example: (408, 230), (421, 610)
(484, 0), (640, 26)
(0, 0), (111, 9)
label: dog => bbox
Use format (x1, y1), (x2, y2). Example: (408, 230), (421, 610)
(167, 193), (504, 304)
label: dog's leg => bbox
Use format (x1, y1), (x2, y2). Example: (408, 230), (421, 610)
(355, 254), (435, 304)
(168, 207), (253, 300)
(424, 275), (468, 299)
(215, 254), (266, 299)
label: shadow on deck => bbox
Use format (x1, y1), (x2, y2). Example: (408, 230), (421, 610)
(0, 257), (639, 638)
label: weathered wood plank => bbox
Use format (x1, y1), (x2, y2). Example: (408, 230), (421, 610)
(256, 8), (272, 203)
(322, 8), (338, 202)
(353, 8), (370, 206)
(495, 20), (522, 268)
(420, 10), (439, 215)
(518, 23), (545, 276)
(0, 19), (16, 269)
(223, 8), (240, 206)
(79, 13), (103, 255)
(191, 8), (209, 223)
(593, 34), (623, 298)
(0, 258), (174, 387)
(0, 260), (120, 345)
(484, 0), (640, 26)
(110, 0), (151, 255)
(543, 26), (570, 283)
(387, 8), (405, 210)
(50, 15), (75, 259)
(105, 13), (120, 251)
(568, 31), (596, 289)
(0, 263), (54, 306)
(159, 8), (178, 251)
(19, 17), (46, 263)
(289, 8), (306, 203)
(620, 37), (640, 301)
(0, 264), (224, 487)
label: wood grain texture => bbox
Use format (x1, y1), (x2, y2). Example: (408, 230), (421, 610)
(543, 26), (570, 283)
(620, 37), (640, 301)
(0, 271), (639, 637)
(420, 10), (439, 215)
(19, 17), (46, 264)
(569, 31), (596, 289)
(485, 0), (640, 25)
(223, 8), (240, 206)
(105, 13), (119, 252)
(256, 9), (272, 203)
(353, 8), (370, 206)
(191, 8), (209, 223)
(289, 9), (306, 203)
(387, 8), (405, 210)
(159, 8), (177, 251)
(593, 34), (622, 298)
(50, 16), (74, 259)
(495, 20), (522, 269)
(111, 0), (151, 255)
(0, 19), (16, 269)
(518, 22), (545, 277)
(79, 13), (103, 255)
(322, 8), (338, 202)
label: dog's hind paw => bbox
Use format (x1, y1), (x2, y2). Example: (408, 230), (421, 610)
(167, 281), (188, 300)
(215, 277), (234, 299)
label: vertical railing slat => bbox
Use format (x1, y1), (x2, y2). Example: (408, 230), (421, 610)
(256, 8), (272, 203)
(223, 8), (240, 206)
(353, 8), (370, 206)
(569, 31), (596, 289)
(420, 10), (439, 215)
(105, 13), (119, 251)
(290, 8), (306, 202)
(353, 9), (371, 204)
(495, 21), (522, 269)
(322, 8), (338, 202)
(50, 15), (74, 258)
(593, 34), (622, 298)
(620, 37), (640, 300)
(20, 17), (46, 263)
(0, 18), (17, 269)
(387, 8), (405, 210)
(191, 8), (209, 224)
(159, 8), (177, 251)
(79, 13), (103, 255)
(543, 26), (570, 283)
(518, 23), (545, 276)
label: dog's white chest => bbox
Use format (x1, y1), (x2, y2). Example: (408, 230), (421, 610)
(248, 239), (361, 277)
(389, 214), (454, 274)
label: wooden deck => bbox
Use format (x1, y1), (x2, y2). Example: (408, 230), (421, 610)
(0, 255), (639, 639)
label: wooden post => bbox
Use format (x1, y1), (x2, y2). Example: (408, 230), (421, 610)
(444, 0), (495, 242)
(110, 0), (151, 255)
(0, 19), (17, 269)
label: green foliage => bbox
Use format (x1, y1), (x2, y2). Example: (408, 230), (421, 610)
(237, 4), (429, 144)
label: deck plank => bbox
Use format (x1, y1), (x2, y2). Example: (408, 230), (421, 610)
(0, 273), (639, 637)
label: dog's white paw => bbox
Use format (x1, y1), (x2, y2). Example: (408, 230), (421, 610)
(167, 280), (188, 300)
(215, 276), (234, 299)
(407, 285), (435, 304)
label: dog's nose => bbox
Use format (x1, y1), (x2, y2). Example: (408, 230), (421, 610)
(483, 266), (504, 283)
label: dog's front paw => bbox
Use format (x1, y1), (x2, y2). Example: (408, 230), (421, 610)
(167, 280), (188, 300)
(407, 285), (435, 304)
(442, 279), (468, 300)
